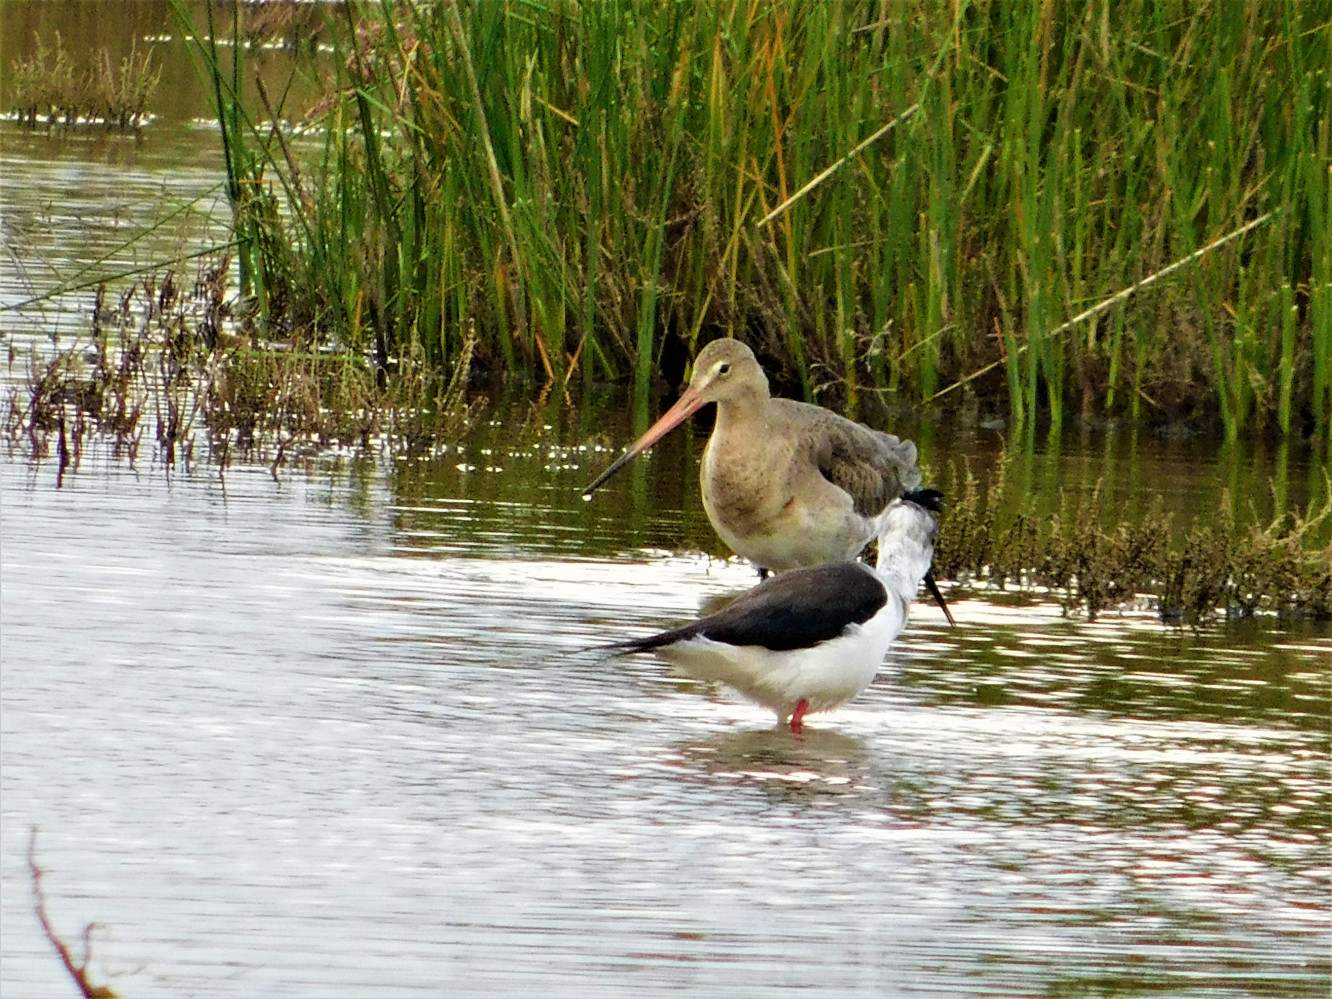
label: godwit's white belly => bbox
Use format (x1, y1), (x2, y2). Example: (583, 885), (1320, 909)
(705, 491), (889, 573)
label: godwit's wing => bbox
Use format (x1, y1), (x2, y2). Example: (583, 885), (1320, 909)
(777, 400), (920, 520)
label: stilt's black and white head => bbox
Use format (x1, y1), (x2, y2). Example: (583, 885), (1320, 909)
(881, 489), (954, 627)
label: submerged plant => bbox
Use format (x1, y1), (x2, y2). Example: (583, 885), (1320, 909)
(933, 457), (1332, 624)
(90, 41), (163, 129)
(8, 32), (76, 126)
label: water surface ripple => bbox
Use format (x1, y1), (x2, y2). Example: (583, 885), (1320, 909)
(1, 454), (1328, 998)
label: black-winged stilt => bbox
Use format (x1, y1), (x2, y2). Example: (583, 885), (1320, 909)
(608, 489), (946, 733)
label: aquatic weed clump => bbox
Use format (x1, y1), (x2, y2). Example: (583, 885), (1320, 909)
(4, 261), (476, 477)
(1155, 501), (1332, 624)
(933, 460), (1332, 624)
(5, 278), (179, 478)
(8, 32), (161, 130)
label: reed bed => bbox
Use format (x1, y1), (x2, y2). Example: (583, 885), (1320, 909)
(177, 0), (1328, 438)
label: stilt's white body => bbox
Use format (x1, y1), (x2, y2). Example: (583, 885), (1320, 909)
(616, 495), (940, 727)
(652, 592), (907, 720)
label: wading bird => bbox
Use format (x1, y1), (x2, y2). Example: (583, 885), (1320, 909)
(584, 339), (922, 576)
(607, 489), (944, 733)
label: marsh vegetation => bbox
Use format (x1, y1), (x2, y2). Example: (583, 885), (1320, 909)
(934, 459), (1331, 624)
(7, 31), (161, 129)
(178, 0), (1330, 439)
(4, 259), (473, 479)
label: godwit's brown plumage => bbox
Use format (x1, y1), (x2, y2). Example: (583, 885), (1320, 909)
(584, 339), (923, 575)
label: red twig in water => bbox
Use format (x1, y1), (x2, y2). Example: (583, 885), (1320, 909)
(27, 828), (121, 999)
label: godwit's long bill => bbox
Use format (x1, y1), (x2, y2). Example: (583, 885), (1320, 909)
(608, 489), (945, 733)
(583, 339), (922, 575)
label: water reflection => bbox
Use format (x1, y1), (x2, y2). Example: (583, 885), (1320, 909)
(890, 601), (1332, 734)
(678, 727), (876, 799)
(1, 126), (232, 342)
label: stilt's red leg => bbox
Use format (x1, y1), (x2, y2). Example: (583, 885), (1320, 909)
(789, 699), (809, 734)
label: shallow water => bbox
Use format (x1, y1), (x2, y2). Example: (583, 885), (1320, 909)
(1, 0), (317, 346)
(2, 440), (1329, 998)
(0, 124), (230, 330)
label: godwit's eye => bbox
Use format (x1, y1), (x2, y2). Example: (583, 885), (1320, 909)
(717, 362), (731, 376)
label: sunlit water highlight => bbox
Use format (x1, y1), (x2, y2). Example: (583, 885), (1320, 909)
(2, 450), (1328, 998)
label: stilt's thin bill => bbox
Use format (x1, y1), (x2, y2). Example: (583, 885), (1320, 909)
(923, 571), (956, 627)
(582, 387), (707, 496)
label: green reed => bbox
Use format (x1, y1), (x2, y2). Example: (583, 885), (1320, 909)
(178, 0), (1330, 436)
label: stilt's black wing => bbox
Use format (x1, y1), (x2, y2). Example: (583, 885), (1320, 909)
(615, 562), (887, 654)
